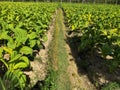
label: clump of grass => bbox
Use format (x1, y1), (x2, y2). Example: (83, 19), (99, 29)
(101, 82), (120, 90)
(39, 8), (71, 90)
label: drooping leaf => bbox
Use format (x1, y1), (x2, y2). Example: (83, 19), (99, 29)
(3, 47), (12, 55)
(14, 62), (28, 70)
(8, 54), (22, 63)
(0, 77), (6, 90)
(14, 56), (29, 70)
(14, 70), (26, 89)
(3, 70), (26, 90)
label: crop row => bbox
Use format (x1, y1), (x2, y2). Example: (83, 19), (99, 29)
(63, 4), (120, 72)
(0, 2), (57, 90)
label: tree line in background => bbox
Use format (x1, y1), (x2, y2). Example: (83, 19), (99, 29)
(0, 0), (120, 4)
(63, 0), (120, 4)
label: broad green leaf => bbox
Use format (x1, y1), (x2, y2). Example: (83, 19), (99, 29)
(8, 54), (21, 63)
(8, 24), (14, 30)
(28, 32), (37, 40)
(29, 40), (36, 48)
(11, 51), (18, 60)
(14, 62), (28, 70)
(7, 41), (16, 49)
(13, 28), (28, 47)
(0, 31), (13, 43)
(37, 40), (40, 46)
(14, 56), (29, 69)
(20, 46), (33, 55)
(42, 24), (47, 29)
(20, 56), (29, 65)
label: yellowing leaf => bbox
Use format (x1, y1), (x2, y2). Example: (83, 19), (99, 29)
(71, 25), (75, 30)
(3, 47), (12, 54)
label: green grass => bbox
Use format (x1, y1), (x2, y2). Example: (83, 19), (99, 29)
(41, 8), (71, 90)
(50, 8), (70, 90)
(101, 82), (120, 90)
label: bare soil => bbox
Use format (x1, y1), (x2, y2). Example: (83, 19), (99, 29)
(66, 31), (120, 90)
(25, 8), (120, 90)
(66, 34), (96, 90)
(24, 11), (57, 87)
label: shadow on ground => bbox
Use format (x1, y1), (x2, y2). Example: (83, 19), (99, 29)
(65, 30), (120, 89)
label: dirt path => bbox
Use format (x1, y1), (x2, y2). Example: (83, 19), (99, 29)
(66, 40), (96, 90)
(48, 8), (71, 90)
(48, 8), (96, 90)
(64, 14), (96, 90)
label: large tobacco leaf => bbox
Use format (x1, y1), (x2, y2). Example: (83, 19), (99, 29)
(20, 46), (33, 55)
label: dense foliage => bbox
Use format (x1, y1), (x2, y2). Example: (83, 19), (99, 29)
(63, 4), (120, 72)
(0, 2), (57, 89)
(0, 2), (120, 89)
(0, 0), (120, 4)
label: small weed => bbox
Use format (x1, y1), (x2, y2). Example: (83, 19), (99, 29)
(101, 82), (120, 90)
